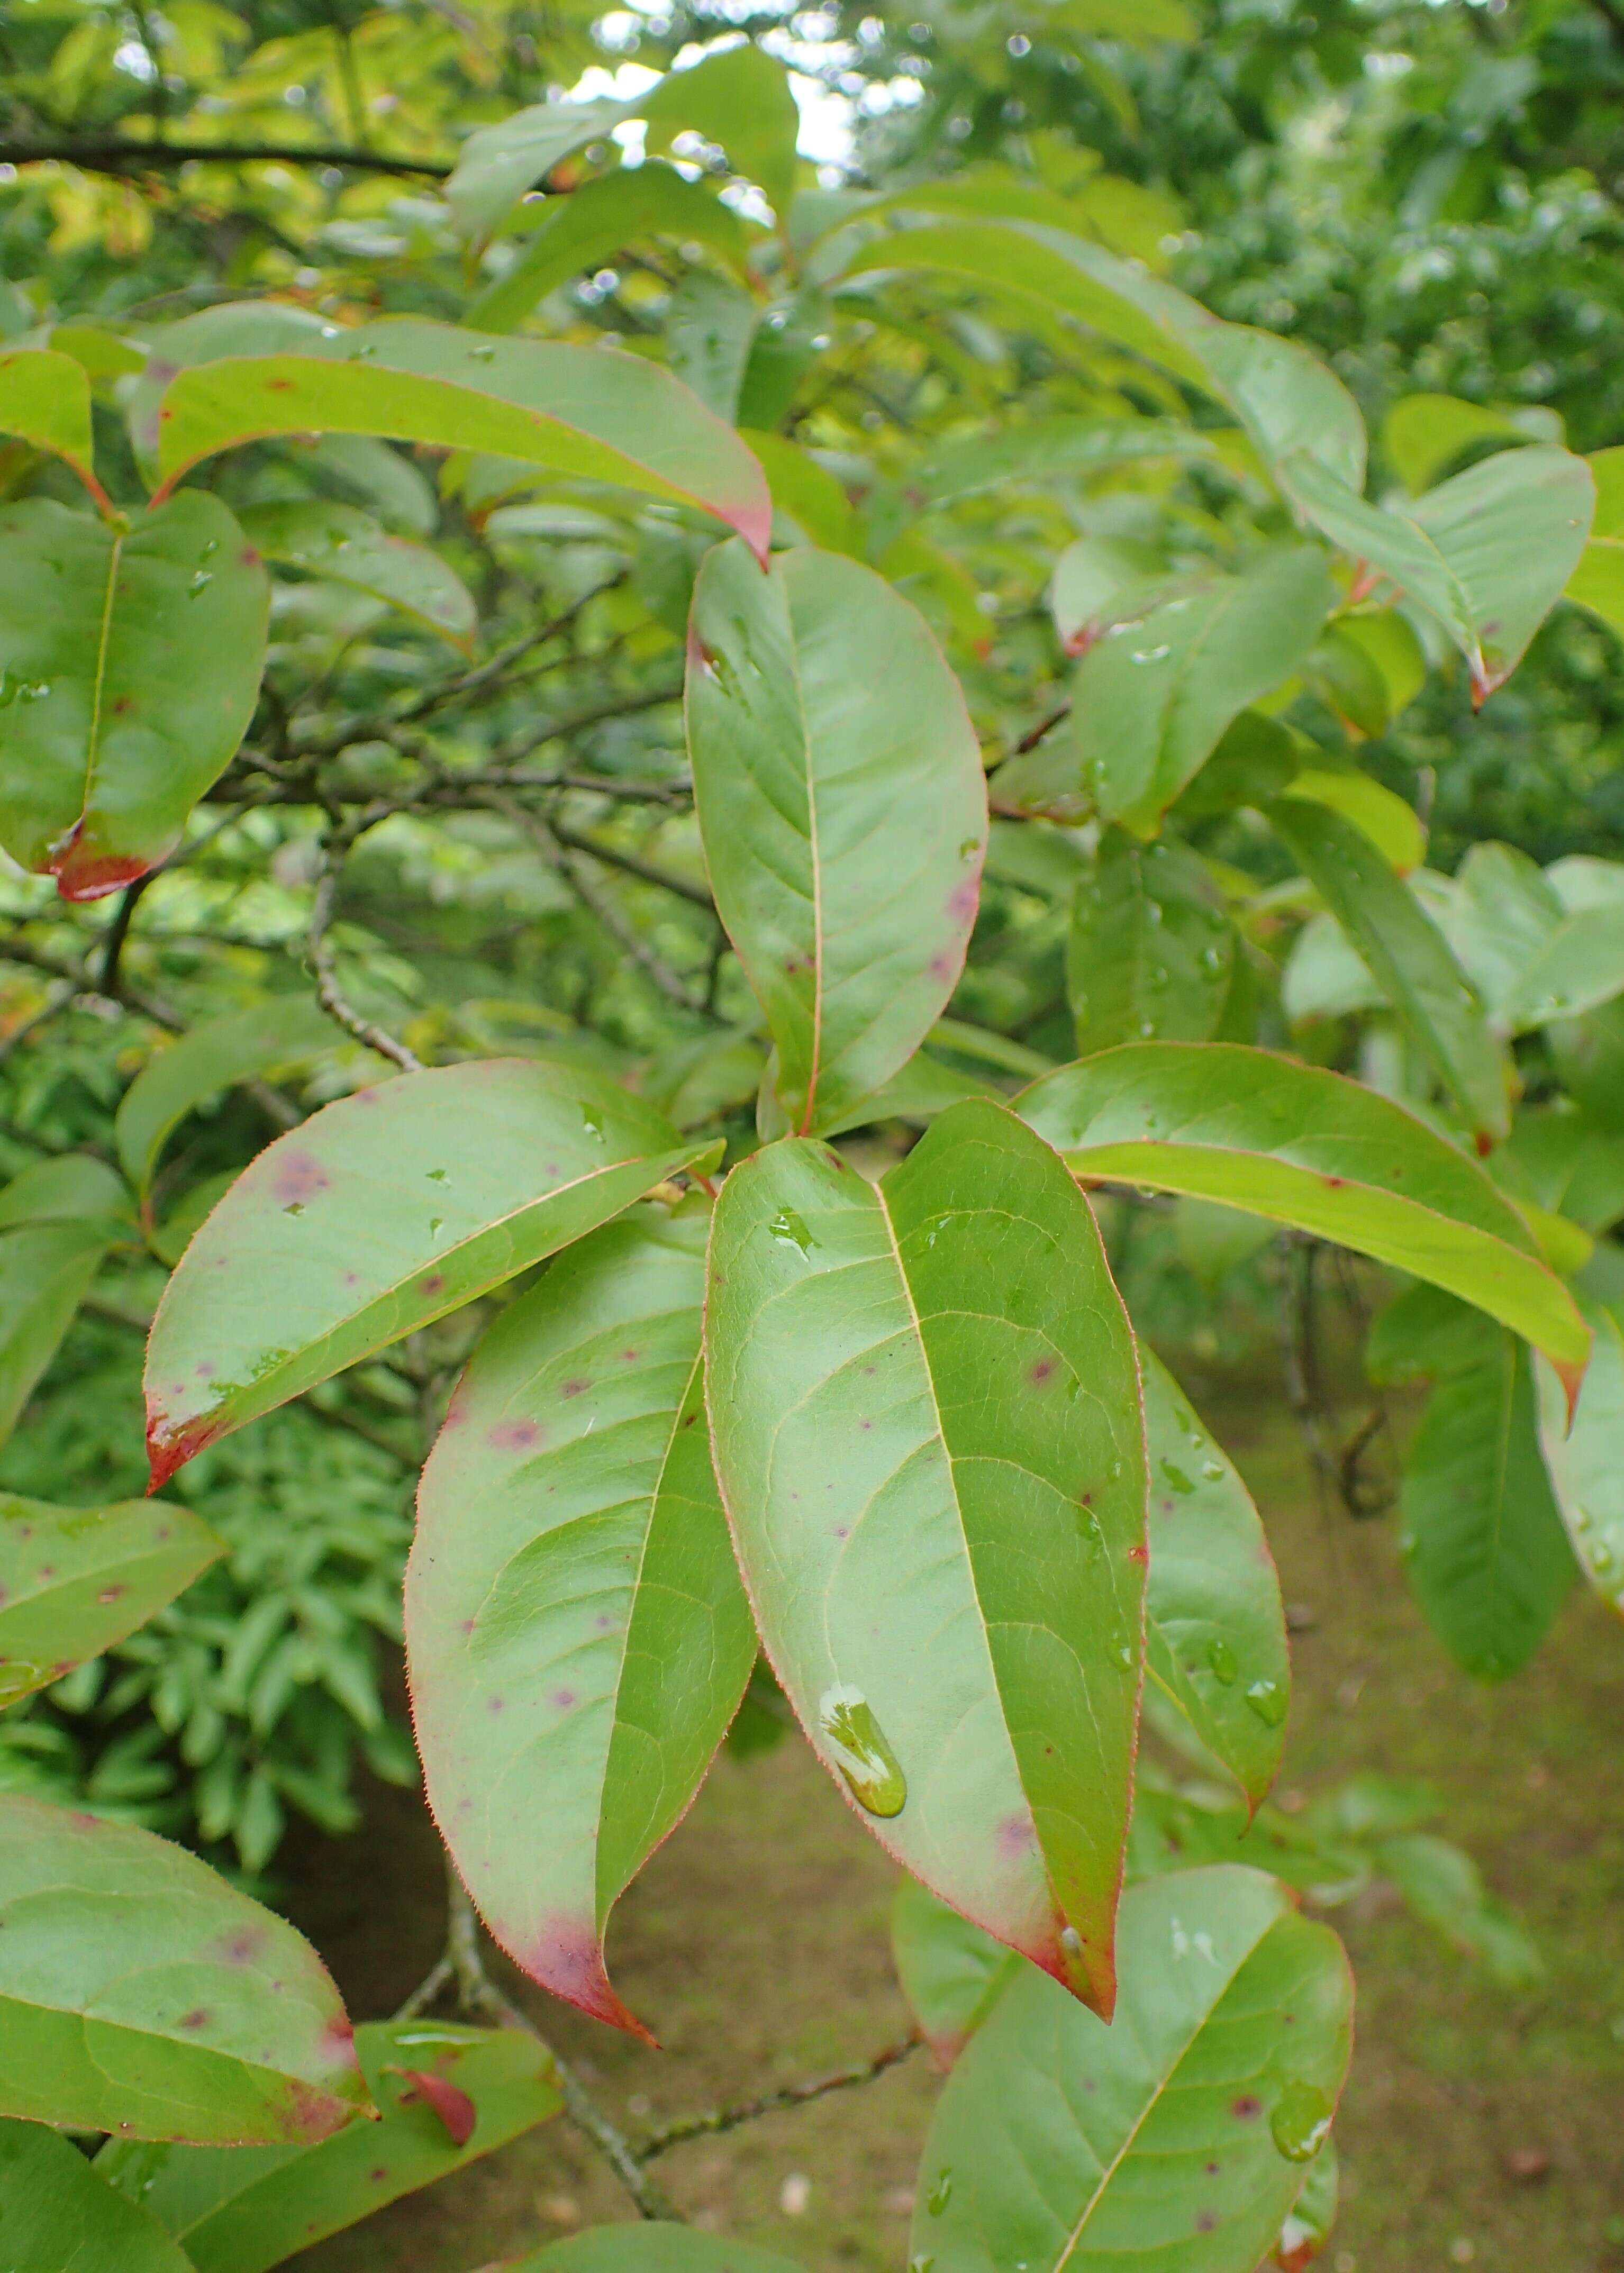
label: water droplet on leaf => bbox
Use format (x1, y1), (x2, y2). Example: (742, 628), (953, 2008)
(1160, 1458), (1195, 1495)
(926, 2171), (952, 2216)
(767, 1206), (815, 1256)
(1208, 1639), (1237, 1685)
(1245, 1677), (1286, 1728)
(818, 1684), (906, 1816)
(1270, 2078), (1333, 2163)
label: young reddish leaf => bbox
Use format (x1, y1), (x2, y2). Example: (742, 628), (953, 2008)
(389, 2066), (477, 2147)
(0, 493), (267, 901)
(687, 539), (987, 1136)
(705, 1099), (1147, 2017)
(144, 1062), (717, 1487)
(409, 1211), (754, 2039)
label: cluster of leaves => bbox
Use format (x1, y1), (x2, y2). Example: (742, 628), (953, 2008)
(0, 0), (1620, 2267)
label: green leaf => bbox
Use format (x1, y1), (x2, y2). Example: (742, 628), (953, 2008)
(1400, 1329), (1574, 1679)
(466, 164), (755, 335)
(115, 996), (340, 1207)
(1502, 1106), (1624, 1238)
(666, 271), (760, 424)
(0, 1152), (128, 1230)
(445, 97), (641, 245)
(891, 1877), (1018, 2068)
(124, 301), (335, 483)
(144, 1062), (716, 1488)
(840, 224), (1366, 487)
(705, 1099), (1147, 2016)
(687, 539), (986, 1135)
(1049, 534), (1166, 652)
(1272, 2142), (1338, 2270)
(1369, 1833), (1542, 1989)
(740, 430), (857, 554)
(0, 1490), (222, 1707)
(0, 1219), (116, 1448)
(909, 1863), (1353, 2273)
(1281, 444), (1594, 701)
(1015, 1044), (1588, 1383)
(97, 2020), (561, 2273)
(1535, 1297), (1624, 1621)
(1140, 1351), (1290, 1808)
(0, 2118), (193, 2273)
(1565, 444), (1624, 638)
(913, 416), (1219, 511)
(407, 1210), (754, 2038)
(153, 319), (771, 562)
(510, 2227), (806, 2273)
(1071, 550), (1334, 834)
(0, 1792), (368, 2142)
(0, 347), (98, 497)
(642, 44), (802, 219)
(1495, 902), (1624, 1035)
(1382, 394), (1541, 494)
(1266, 797), (1509, 1142)
(237, 501), (476, 650)
(0, 493), (268, 901)
(1068, 831), (1235, 1052)
(1278, 769), (1426, 875)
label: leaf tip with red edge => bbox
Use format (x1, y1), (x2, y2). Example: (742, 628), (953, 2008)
(520, 1912), (658, 2045)
(145, 1403), (225, 1494)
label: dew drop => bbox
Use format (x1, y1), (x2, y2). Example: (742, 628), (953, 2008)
(1207, 1638), (1237, 1686)
(355, 341), (377, 358)
(427, 1168), (449, 1184)
(1078, 1505), (1104, 1560)
(909, 2257), (935, 2273)
(1160, 1458), (1195, 1496)
(958, 838), (979, 859)
(818, 1684), (906, 1816)
(188, 569), (212, 597)
(767, 1206), (815, 1257)
(1269, 2078), (1333, 2163)
(1245, 1677), (1286, 1728)
(1138, 1017), (1157, 1038)
(429, 1216), (443, 1235)
(1110, 1459), (1125, 1480)
(926, 2170), (952, 2216)
(469, 343), (497, 362)
(1200, 945), (1225, 972)
(580, 1104), (605, 1143)
(1202, 1460), (1224, 1481)
(1073, 993), (1088, 1019)
(200, 539), (219, 559)
(1593, 1543), (1613, 1574)
(1130, 644), (1172, 665)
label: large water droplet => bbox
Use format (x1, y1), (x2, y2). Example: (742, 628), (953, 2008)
(818, 1684), (906, 1816)
(1208, 1638), (1237, 1686)
(1245, 1677), (1286, 1728)
(926, 2170), (952, 2217)
(767, 1206), (815, 1257)
(1269, 2078), (1333, 2163)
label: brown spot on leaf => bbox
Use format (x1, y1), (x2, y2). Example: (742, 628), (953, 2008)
(488, 1419), (541, 1451)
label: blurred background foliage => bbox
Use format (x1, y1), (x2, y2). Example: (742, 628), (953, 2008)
(1, 0), (1621, 1880)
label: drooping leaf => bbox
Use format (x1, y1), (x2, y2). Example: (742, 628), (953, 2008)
(0, 2118), (193, 2273)
(1066, 550), (1333, 834)
(407, 1210), (754, 2038)
(687, 538), (987, 1135)
(0, 1218), (117, 1448)
(1400, 1326), (1574, 1679)
(1140, 1350), (1290, 1807)
(1267, 796), (1509, 1142)
(0, 1490), (222, 1706)
(0, 1792), (368, 2142)
(152, 320), (771, 562)
(1535, 1297), (1624, 1622)
(0, 493), (268, 900)
(1281, 444), (1594, 702)
(1068, 831), (1235, 1052)
(467, 165), (755, 335)
(0, 1152), (128, 1229)
(1369, 1833), (1542, 1989)
(891, 1877), (1018, 2069)
(96, 2020), (562, 2273)
(705, 1099), (1148, 2016)
(840, 223), (1366, 487)
(237, 501), (476, 649)
(909, 1863), (1353, 2273)
(511, 2227), (806, 2273)
(115, 996), (340, 1207)
(0, 347), (97, 496)
(1015, 1044), (1588, 1383)
(665, 271), (760, 423)
(144, 1062), (716, 1488)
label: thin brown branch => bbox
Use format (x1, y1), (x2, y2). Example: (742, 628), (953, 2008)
(1, 137), (451, 179)
(549, 820), (717, 912)
(639, 2030), (925, 2160)
(307, 845), (424, 1073)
